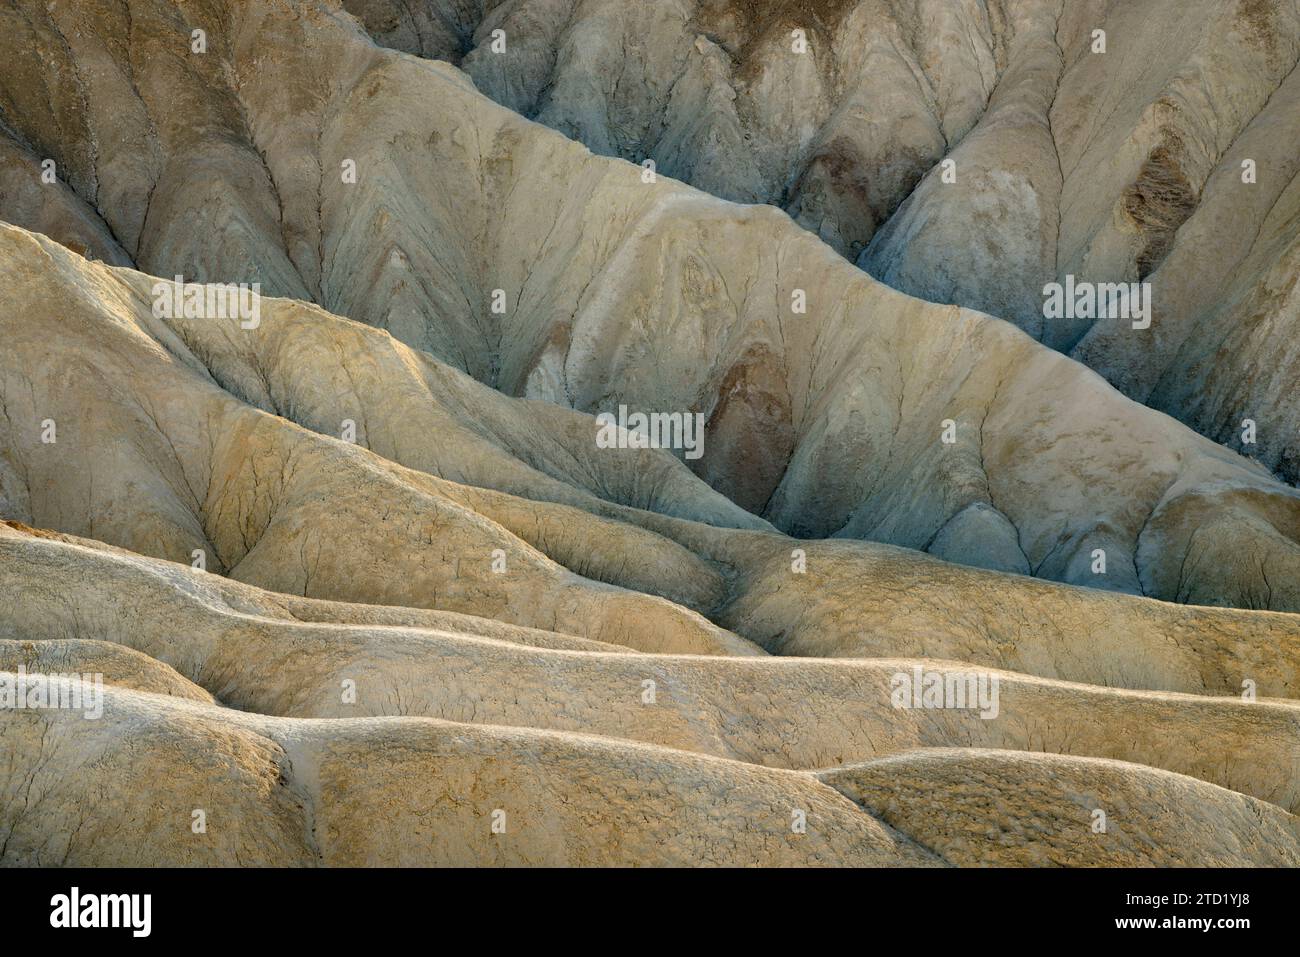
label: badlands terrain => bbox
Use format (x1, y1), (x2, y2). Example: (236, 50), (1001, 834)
(0, 0), (1297, 867)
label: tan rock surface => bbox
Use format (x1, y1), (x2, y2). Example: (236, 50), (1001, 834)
(2, 2), (1299, 602)
(0, 0), (1298, 868)
(820, 749), (1300, 867)
(344, 0), (1300, 482)
(5, 522), (1300, 815)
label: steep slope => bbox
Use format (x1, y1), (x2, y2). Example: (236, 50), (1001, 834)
(1, 0), (1299, 868)
(340, 0), (1300, 482)
(0, 1), (1298, 604)
(5, 223), (1300, 648)
(2, 225), (1300, 693)
(344, 0), (1009, 260)
(1071, 62), (1300, 484)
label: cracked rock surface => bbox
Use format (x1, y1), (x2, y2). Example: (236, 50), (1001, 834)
(0, 0), (1298, 867)
(345, 0), (1300, 484)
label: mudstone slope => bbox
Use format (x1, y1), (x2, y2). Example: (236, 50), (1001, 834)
(0, 0), (1297, 867)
